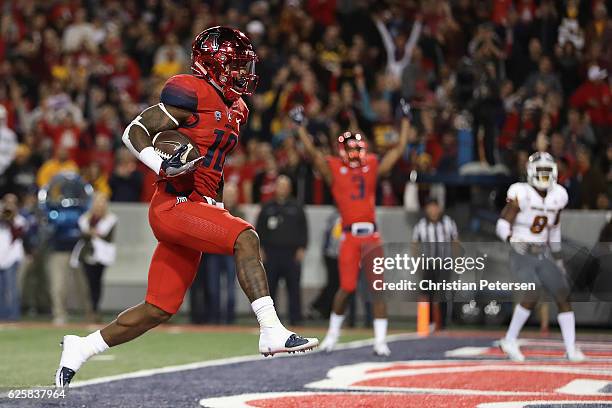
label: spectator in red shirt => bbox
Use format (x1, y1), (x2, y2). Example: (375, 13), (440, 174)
(239, 140), (269, 203)
(90, 135), (114, 177)
(93, 105), (119, 141)
(109, 52), (141, 100)
(40, 111), (84, 165)
(253, 157), (280, 204)
(223, 149), (253, 204)
(306, 0), (336, 27)
(570, 65), (611, 134)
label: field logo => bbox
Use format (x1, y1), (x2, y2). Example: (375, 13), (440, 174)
(201, 360), (612, 407)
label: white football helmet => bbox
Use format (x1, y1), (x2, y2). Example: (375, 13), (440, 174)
(527, 152), (558, 190)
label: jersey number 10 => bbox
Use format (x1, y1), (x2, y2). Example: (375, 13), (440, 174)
(202, 129), (238, 171)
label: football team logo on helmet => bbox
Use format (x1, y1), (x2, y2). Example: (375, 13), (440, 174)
(338, 132), (367, 168)
(203, 32), (220, 52)
(191, 26), (259, 101)
(527, 152), (558, 191)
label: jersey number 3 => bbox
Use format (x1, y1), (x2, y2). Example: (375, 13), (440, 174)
(351, 175), (365, 200)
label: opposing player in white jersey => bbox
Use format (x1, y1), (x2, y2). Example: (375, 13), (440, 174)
(495, 152), (585, 362)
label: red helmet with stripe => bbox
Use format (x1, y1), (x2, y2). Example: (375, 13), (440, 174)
(191, 26), (259, 101)
(338, 131), (367, 168)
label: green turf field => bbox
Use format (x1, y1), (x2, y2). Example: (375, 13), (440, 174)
(0, 325), (371, 388)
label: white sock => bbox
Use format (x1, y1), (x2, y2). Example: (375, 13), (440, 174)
(557, 311), (576, 353)
(85, 330), (109, 355)
(327, 312), (345, 338)
(251, 296), (286, 332)
(61, 331), (109, 371)
(374, 318), (388, 345)
(505, 305), (531, 341)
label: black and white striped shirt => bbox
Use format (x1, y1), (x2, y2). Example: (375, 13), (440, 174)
(412, 215), (458, 259)
(412, 215), (458, 243)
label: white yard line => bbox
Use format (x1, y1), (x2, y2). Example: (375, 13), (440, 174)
(70, 332), (420, 388)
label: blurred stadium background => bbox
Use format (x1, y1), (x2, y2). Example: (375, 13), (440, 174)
(0, 0), (612, 405)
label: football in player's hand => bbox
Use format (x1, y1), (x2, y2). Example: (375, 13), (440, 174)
(153, 130), (201, 164)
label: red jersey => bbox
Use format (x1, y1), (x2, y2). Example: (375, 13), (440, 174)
(327, 154), (378, 227)
(160, 74), (249, 198)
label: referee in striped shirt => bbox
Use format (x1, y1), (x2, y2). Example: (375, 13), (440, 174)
(412, 198), (458, 245)
(412, 198), (459, 330)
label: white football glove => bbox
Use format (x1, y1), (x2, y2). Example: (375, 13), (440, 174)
(160, 145), (205, 178)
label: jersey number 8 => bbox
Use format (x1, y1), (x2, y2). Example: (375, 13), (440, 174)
(530, 215), (548, 233)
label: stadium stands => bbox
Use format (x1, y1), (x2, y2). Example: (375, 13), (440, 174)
(0, 0), (609, 210)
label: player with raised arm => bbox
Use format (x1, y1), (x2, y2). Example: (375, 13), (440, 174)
(55, 27), (317, 388)
(290, 101), (411, 356)
(496, 152), (585, 362)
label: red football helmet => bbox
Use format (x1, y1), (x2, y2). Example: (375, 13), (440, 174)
(191, 26), (259, 101)
(338, 131), (367, 168)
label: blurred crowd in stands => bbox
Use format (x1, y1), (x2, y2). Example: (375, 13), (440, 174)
(2, 0), (612, 325)
(0, 0), (611, 212)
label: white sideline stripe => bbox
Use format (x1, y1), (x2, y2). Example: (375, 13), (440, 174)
(70, 354), (270, 388)
(70, 332), (419, 388)
(445, 347), (490, 357)
(515, 339), (612, 350)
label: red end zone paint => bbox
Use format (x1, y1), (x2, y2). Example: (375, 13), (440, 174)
(201, 360), (612, 407)
(306, 360), (612, 390)
(204, 393), (612, 408)
(250, 395), (612, 408)
(355, 371), (612, 393)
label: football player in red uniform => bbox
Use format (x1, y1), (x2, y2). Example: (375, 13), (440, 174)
(290, 101), (411, 356)
(55, 27), (317, 387)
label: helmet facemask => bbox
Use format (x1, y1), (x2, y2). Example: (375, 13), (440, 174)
(527, 154), (558, 190)
(338, 132), (367, 168)
(226, 52), (258, 96)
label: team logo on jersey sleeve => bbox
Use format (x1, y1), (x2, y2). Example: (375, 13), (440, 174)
(215, 111), (222, 121)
